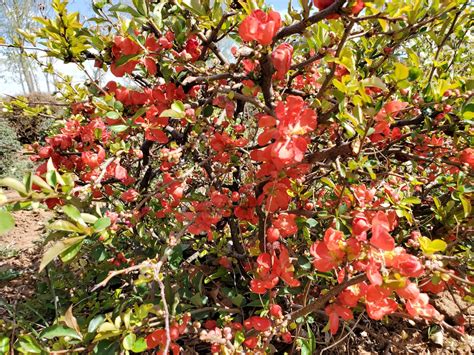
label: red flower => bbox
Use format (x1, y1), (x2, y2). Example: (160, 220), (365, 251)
(239, 10), (281, 45)
(273, 213), (298, 237)
(370, 211), (395, 250)
(325, 303), (353, 334)
(366, 259), (382, 286)
(396, 281), (420, 300)
(243, 336), (258, 349)
(274, 246), (300, 287)
(352, 213), (370, 239)
(313, 0), (335, 10)
(121, 188), (138, 202)
(365, 285), (398, 320)
(250, 246), (300, 294)
(267, 227), (281, 242)
(244, 316), (272, 332)
(310, 242), (344, 272)
(270, 304), (283, 318)
(406, 293), (441, 320)
(459, 148), (474, 168)
(271, 43), (293, 80)
(262, 181), (291, 212)
(393, 253), (424, 277)
(351, 0), (365, 16)
(81, 146), (105, 169)
(110, 36), (142, 77)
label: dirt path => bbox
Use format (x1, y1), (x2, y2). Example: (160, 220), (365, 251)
(0, 206), (52, 305)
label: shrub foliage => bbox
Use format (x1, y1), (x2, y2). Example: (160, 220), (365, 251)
(0, 0), (473, 354)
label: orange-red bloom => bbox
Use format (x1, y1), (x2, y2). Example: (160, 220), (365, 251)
(272, 43), (293, 80)
(239, 10), (281, 45)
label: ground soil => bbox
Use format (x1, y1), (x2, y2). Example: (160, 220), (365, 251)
(0, 199), (52, 305)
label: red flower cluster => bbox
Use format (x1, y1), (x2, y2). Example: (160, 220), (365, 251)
(239, 10), (281, 45)
(110, 33), (173, 77)
(251, 95), (317, 173)
(146, 313), (191, 353)
(250, 245), (300, 294)
(310, 227), (361, 272)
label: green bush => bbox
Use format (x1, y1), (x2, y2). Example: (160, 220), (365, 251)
(0, 118), (32, 179)
(1, 92), (57, 144)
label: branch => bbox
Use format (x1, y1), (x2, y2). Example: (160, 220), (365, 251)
(426, 7), (463, 83)
(198, 12), (237, 61)
(218, 87), (273, 114)
(315, 20), (354, 100)
(259, 53), (275, 110)
(289, 273), (367, 321)
(273, 0), (346, 42)
(306, 141), (353, 164)
(290, 51), (325, 71)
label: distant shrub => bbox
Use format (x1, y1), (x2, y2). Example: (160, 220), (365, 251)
(0, 118), (32, 179)
(1, 92), (58, 144)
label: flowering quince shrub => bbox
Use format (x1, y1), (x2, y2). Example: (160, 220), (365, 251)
(0, 0), (473, 353)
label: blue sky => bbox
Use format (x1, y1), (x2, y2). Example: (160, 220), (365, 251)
(0, 0), (300, 95)
(66, 0), (296, 17)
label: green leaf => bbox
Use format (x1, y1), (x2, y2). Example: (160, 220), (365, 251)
(321, 177), (336, 189)
(0, 336), (10, 354)
(40, 324), (82, 340)
(419, 237), (447, 255)
(394, 62), (409, 81)
(32, 175), (54, 192)
(48, 220), (82, 233)
(460, 195), (472, 217)
(160, 108), (185, 119)
(123, 333), (136, 351)
(24, 172), (33, 193)
(39, 236), (86, 272)
(0, 211), (15, 235)
(362, 77), (387, 91)
(132, 0), (148, 16)
(408, 67), (422, 81)
(88, 315), (106, 333)
(109, 4), (141, 17)
(234, 331), (245, 347)
(0, 177), (27, 195)
(131, 338), (147, 353)
(171, 100), (185, 114)
(109, 125), (128, 133)
(60, 239), (84, 263)
(115, 53), (140, 67)
(15, 335), (42, 354)
(63, 205), (84, 224)
(93, 340), (119, 355)
(93, 217), (111, 232)
(81, 213), (99, 224)
(106, 111), (120, 119)
(401, 197), (421, 205)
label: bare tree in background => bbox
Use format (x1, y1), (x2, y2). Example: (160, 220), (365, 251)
(0, 0), (52, 94)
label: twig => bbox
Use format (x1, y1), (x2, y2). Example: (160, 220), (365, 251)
(289, 274), (367, 321)
(218, 87), (273, 114)
(426, 7), (464, 83)
(315, 20), (354, 100)
(50, 348), (87, 354)
(434, 267), (474, 287)
(320, 312), (364, 354)
(91, 263), (146, 291)
(273, 0), (347, 42)
(157, 276), (171, 354)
